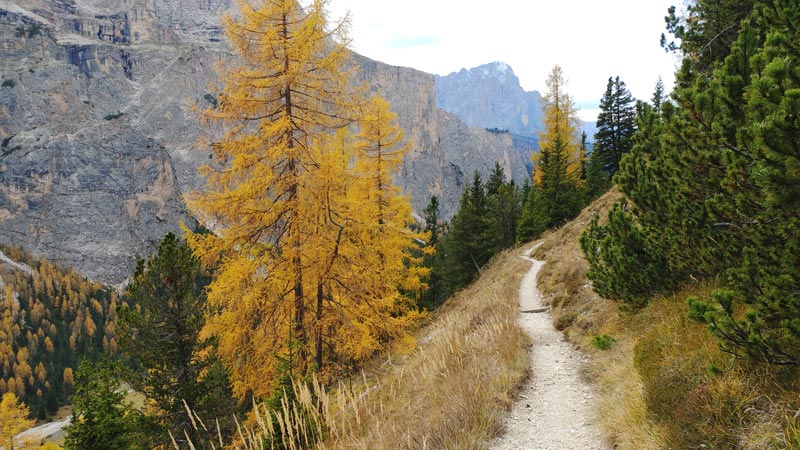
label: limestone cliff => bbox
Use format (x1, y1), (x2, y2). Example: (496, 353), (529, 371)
(435, 62), (545, 139)
(0, 0), (528, 283)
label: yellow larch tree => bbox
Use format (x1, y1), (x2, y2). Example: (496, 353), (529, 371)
(186, 0), (423, 399)
(314, 96), (427, 371)
(0, 392), (35, 450)
(351, 96), (429, 298)
(533, 65), (583, 185)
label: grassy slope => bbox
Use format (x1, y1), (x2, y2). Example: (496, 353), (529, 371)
(311, 247), (532, 449)
(532, 189), (800, 449)
(226, 189), (799, 450)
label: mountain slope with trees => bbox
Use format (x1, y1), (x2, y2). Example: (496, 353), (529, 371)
(0, 245), (119, 421)
(573, 0), (800, 446)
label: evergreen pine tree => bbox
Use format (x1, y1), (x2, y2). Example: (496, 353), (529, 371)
(590, 76), (637, 180)
(118, 232), (236, 445)
(520, 65), (584, 241)
(585, 0), (800, 365)
(64, 359), (157, 450)
(651, 77), (665, 112)
(485, 162), (521, 253)
(419, 196), (449, 309)
(688, 2), (800, 365)
(445, 172), (491, 291)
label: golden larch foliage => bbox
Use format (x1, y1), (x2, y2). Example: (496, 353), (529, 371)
(186, 0), (424, 400)
(0, 392), (34, 449)
(533, 65), (583, 185)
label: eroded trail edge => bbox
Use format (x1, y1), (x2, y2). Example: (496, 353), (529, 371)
(491, 249), (607, 450)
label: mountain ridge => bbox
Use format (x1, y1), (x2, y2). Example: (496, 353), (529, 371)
(0, 0), (529, 283)
(436, 61), (597, 149)
(436, 62), (546, 140)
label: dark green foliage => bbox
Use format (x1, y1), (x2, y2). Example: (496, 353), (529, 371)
(586, 76), (636, 198)
(419, 196), (450, 309)
(485, 163), (521, 254)
(519, 135), (584, 244)
(445, 172), (491, 290)
(516, 185), (549, 242)
(591, 334), (616, 350)
(119, 232), (237, 445)
(660, 0), (756, 74)
(103, 112), (125, 120)
(581, 202), (670, 308)
(436, 165), (524, 297)
(586, 0), (800, 366)
(583, 149), (608, 200)
(1, 79), (15, 88)
(64, 358), (158, 450)
(203, 93), (218, 109)
(651, 77), (666, 111)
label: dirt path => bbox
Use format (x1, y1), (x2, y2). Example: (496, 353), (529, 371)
(15, 417), (71, 445)
(491, 249), (607, 450)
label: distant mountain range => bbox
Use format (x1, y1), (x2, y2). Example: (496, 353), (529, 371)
(436, 62), (546, 139)
(435, 61), (597, 154)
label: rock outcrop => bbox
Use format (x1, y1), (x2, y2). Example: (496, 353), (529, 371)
(0, 0), (528, 283)
(435, 61), (597, 155)
(435, 62), (545, 139)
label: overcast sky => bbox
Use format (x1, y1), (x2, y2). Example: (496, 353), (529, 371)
(326, 0), (681, 121)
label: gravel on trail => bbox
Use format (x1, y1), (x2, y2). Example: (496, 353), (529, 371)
(491, 248), (608, 450)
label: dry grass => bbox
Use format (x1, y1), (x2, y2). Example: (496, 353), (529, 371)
(183, 247), (532, 449)
(321, 248), (531, 449)
(530, 188), (800, 449)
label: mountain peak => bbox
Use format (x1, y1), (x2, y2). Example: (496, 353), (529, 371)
(480, 61), (513, 78)
(435, 62), (544, 139)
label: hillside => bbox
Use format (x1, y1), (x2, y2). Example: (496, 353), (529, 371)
(0, 0), (528, 284)
(524, 189), (800, 448)
(0, 245), (118, 421)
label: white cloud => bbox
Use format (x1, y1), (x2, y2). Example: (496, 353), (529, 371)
(327, 0), (680, 116)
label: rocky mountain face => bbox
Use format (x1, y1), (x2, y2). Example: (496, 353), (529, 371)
(435, 62), (545, 139)
(435, 61), (597, 155)
(0, 0), (528, 283)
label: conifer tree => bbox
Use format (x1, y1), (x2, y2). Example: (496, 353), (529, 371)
(485, 162), (520, 253)
(524, 66), (583, 236)
(445, 172), (491, 290)
(118, 232), (235, 444)
(0, 392), (34, 450)
(581, 201), (670, 307)
(585, 0), (800, 365)
(687, 2), (800, 365)
(64, 359), (156, 450)
(419, 196), (448, 309)
(186, 0), (424, 398)
(651, 77), (665, 112)
(587, 76), (636, 190)
(516, 184), (547, 242)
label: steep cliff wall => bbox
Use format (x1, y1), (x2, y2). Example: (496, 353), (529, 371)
(435, 62), (545, 139)
(0, 1), (528, 283)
